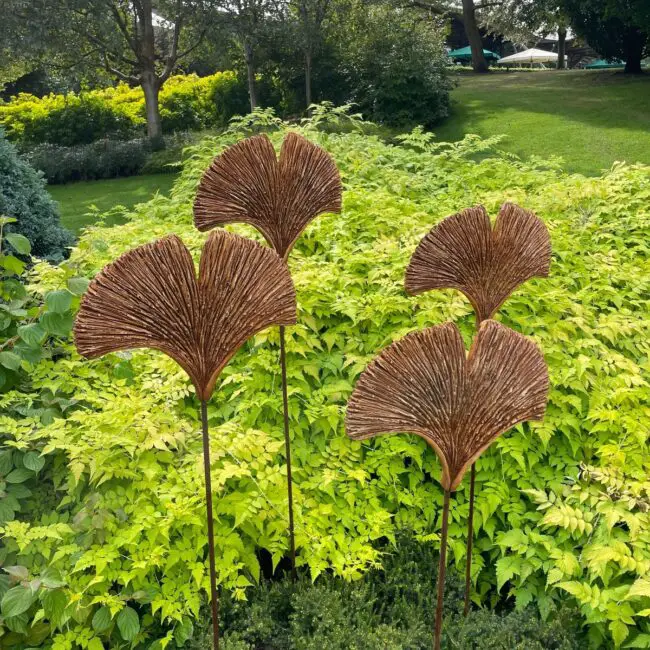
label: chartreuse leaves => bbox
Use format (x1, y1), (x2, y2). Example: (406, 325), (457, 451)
(1, 108), (650, 648)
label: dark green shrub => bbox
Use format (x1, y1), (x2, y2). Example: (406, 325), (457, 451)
(26, 132), (196, 183)
(0, 130), (73, 261)
(189, 537), (586, 650)
(344, 7), (452, 127)
(26, 139), (150, 184)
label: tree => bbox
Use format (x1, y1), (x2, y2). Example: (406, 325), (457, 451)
(462, 0), (489, 72)
(562, 0), (649, 73)
(6, 0), (210, 141)
(403, 0), (491, 73)
(291, 0), (336, 108)
(221, 0), (284, 110)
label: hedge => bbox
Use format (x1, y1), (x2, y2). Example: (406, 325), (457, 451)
(0, 72), (250, 146)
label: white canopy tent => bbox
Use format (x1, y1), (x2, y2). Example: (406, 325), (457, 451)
(498, 48), (559, 65)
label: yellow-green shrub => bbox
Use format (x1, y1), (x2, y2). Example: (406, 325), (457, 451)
(0, 72), (249, 146)
(1, 109), (649, 648)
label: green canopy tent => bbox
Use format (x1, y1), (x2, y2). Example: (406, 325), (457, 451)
(448, 46), (501, 63)
(585, 59), (625, 69)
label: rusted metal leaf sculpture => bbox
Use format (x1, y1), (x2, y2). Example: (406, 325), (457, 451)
(346, 320), (549, 650)
(74, 230), (297, 650)
(405, 203), (551, 324)
(193, 131), (342, 260)
(193, 131), (342, 578)
(404, 202), (551, 614)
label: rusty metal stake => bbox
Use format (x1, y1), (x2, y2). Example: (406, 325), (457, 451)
(279, 325), (297, 580)
(434, 488), (451, 650)
(201, 400), (220, 650)
(464, 463), (476, 616)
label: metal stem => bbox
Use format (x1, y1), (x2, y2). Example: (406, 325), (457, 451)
(434, 489), (451, 650)
(464, 463), (476, 616)
(279, 325), (297, 581)
(200, 400), (220, 650)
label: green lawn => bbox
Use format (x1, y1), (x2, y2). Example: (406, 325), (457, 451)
(48, 173), (177, 234)
(434, 70), (650, 176)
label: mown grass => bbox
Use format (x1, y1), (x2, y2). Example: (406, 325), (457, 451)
(48, 173), (177, 234)
(435, 69), (650, 176)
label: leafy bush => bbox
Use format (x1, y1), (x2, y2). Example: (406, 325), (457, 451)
(1, 108), (649, 648)
(0, 130), (72, 261)
(26, 132), (199, 184)
(26, 139), (149, 184)
(188, 537), (584, 649)
(343, 6), (452, 126)
(0, 72), (250, 146)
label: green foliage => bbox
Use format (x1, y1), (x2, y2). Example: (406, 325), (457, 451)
(189, 537), (584, 649)
(342, 5), (452, 127)
(0, 72), (250, 146)
(1, 106), (649, 648)
(0, 131), (73, 262)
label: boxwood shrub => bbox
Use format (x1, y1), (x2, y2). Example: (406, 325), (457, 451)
(0, 128), (73, 260)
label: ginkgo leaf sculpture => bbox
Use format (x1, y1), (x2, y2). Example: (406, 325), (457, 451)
(193, 131), (342, 577)
(346, 320), (549, 650)
(74, 230), (297, 650)
(404, 202), (551, 614)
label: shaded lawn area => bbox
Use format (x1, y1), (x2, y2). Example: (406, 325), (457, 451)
(435, 70), (650, 176)
(48, 173), (177, 234)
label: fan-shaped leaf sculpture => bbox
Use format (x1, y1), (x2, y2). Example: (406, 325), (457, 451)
(405, 203), (551, 324)
(74, 230), (297, 650)
(346, 320), (549, 650)
(193, 131), (342, 578)
(404, 202), (551, 615)
(193, 131), (342, 260)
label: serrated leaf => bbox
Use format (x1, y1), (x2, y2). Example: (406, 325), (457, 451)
(117, 606), (139, 641)
(0, 351), (22, 371)
(18, 323), (47, 347)
(4, 566), (29, 581)
(67, 277), (90, 296)
(5, 233), (31, 255)
(45, 290), (72, 314)
(42, 311), (73, 337)
(22, 451), (45, 473)
(1, 585), (36, 617)
(5, 468), (33, 484)
(92, 605), (112, 632)
(41, 589), (67, 624)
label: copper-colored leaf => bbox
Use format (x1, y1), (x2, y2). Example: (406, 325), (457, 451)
(346, 320), (548, 491)
(74, 230), (297, 400)
(405, 203), (551, 323)
(193, 132), (342, 259)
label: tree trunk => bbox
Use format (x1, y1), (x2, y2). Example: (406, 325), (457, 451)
(462, 0), (488, 73)
(624, 30), (645, 74)
(141, 72), (163, 144)
(305, 48), (312, 111)
(556, 27), (566, 69)
(244, 41), (258, 111)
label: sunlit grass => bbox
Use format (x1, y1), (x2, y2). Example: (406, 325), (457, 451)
(48, 173), (177, 234)
(435, 69), (650, 176)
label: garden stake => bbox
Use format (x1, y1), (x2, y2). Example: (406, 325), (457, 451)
(463, 463), (475, 617)
(74, 230), (297, 650)
(405, 203), (551, 615)
(279, 324), (297, 579)
(193, 131), (341, 578)
(346, 320), (549, 649)
(435, 489), (451, 650)
(201, 400), (220, 650)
